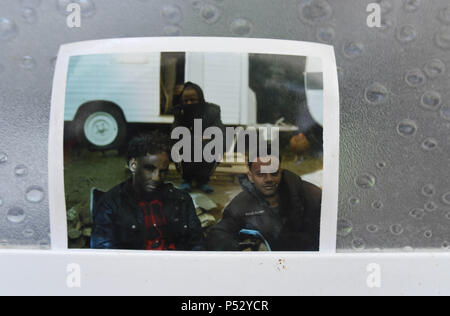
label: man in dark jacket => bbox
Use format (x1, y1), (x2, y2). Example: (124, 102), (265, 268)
(91, 131), (204, 251)
(171, 82), (226, 194)
(206, 155), (322, 251)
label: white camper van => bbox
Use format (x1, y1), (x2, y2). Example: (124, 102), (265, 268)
(64, 52), (257, 149)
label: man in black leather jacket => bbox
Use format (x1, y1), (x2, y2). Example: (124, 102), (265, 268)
(91, 132), (204, 250)
(206, 155), (322, 251)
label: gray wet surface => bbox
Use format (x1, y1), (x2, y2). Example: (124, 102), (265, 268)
(0, 0), (449, 251)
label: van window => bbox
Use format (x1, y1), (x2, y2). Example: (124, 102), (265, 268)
(160, 52), (186, 115)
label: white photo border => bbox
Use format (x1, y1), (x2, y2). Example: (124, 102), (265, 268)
(49, 37), (340, 253)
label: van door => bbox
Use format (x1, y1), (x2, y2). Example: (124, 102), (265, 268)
(185, 52), (250, 125)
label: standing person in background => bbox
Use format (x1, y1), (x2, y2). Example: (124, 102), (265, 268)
(171, 82), (226, 194)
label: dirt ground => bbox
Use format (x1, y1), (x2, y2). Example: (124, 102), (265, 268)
(64, 148), (323, 248)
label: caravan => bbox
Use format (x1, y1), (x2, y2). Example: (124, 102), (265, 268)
(64, 52), (257, 149)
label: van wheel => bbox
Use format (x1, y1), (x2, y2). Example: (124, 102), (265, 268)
(75, 103), (127, 150)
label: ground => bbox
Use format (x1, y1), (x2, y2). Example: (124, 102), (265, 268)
(64, 148), (323, 248)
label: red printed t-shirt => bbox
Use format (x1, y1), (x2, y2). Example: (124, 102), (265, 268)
(138, 200), (176, 250)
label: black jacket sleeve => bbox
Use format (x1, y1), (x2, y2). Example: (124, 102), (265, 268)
(278, 181), (322, 251)
(180, 194), (206, 251)
(91, 200), (117, 249)
(205, 206), (242, 251)
(205, 104), (227, 155)
(300, 182), (322, 251)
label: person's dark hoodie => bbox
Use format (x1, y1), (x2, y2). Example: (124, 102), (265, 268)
(172, 82), (225, 131)
(171, 82), (226, 164)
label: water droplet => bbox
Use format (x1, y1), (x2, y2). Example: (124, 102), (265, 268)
(200, 3), (221, 24)
(355, 173), (377, 189)
(20, 0), (42, 7)
(14, 165), (28, 177)
(316, 26), (335, 43)
(22, 7), (38, 24)
(420, 91), (442, 111)
(351, 238), (366, 250)
(440, 106), (450, 121)
(337, 219), (353, 237)
(25, 186), (45, 203)
(442, 192), (450, 205)
(405, 69), (426, 87)
(161, 4), (182, 24)
(77, 0), (96, 17)
(435, 26), (450, 50)
(397, 119), (417, 137)
(39, 239), (50, 249)
(424, 201), (437, 212)
(56, 0), (96, 18)
(446, 212), (450, 220)
(409, 208), (425, 219)
(403, 0), (421, 12)
(298, 0), (333, 25)
(337, 67), (344, 83)
(376, 0), (393, 14)
(442, 241), (450, 249)
(191, 0), (204, 13)
(372, 200), (383, 210)
(390, 224), (404, 235)
(22, 228), (35, 238)
(230, 18), (253, 36)
(376, 161), (386, 169)
(19, 56), (36, 70)
(50, 56), (57, 70)
(367, 224), (380, 233)
(343, 42), (364, 59)
(424, 230), (433, 238)
(0, 152), (8, 164)
(0, 18), (18, 41)
(421, 138), (438, 151)
(56, 0), (71, 14)
(421, 184), (435, 197)
(438, 5), (450, 24)
(6, 207), (26, 223)
(365, 83), (388, 104)
(396, 24), (418, 43)
(424, 58), (446, 78)
(379, 17), (395, 32)
(163, 25), (181, 36)
(348, 197), (360, 206)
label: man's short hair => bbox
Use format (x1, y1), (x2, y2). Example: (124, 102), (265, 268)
(248, 144), (282, 170)
(126, 131), (170, 161)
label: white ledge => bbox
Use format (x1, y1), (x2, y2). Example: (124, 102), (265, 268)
(1, 250), (449, 295)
